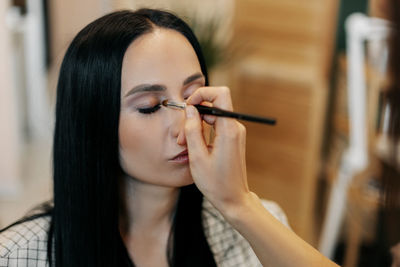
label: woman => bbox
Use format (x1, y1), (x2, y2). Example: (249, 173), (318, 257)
(0, 9), (337, 267)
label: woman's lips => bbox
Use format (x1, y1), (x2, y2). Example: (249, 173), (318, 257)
(170, 149), (189, 163)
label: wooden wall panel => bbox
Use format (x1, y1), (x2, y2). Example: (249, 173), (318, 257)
(231, 0), (338, 244)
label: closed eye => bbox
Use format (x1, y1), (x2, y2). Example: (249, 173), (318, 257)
(137, 104), (161, 114)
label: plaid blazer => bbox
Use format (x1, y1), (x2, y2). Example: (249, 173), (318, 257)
(0, 199), (289, 267)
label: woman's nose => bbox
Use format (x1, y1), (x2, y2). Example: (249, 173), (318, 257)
(165, 103), (187, 145)
(176, 125), (186, 145)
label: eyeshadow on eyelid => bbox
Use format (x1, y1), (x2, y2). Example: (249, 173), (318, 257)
(125, 95), (159, 107)
(185, 83), (203, 95)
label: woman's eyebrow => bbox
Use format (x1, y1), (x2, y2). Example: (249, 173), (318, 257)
(183, 73), (204, 86)
(124, 73), (204, 98)
(124, 84), (166, 98)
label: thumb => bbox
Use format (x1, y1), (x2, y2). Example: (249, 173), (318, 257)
(184, 105), (208, 161)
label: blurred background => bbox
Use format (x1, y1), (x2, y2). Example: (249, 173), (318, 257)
(0, 0), (398, 266)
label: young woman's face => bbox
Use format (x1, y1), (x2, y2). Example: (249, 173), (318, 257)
(119, 28), (206, 187)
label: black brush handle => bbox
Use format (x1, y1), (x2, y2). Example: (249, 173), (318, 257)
(194, 105), (276, 125)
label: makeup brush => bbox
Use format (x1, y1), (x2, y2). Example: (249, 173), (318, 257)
(161, 100), (276, 125)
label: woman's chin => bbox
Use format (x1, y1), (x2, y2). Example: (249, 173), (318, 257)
(177, 174), (194, 187)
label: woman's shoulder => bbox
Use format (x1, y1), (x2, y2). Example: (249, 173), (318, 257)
(202, 198), (290, 267)
(0, 215), (50, 266)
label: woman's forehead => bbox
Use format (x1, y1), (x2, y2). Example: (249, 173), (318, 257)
(124, 28), (197, 64)
(120, 28), (201, 92)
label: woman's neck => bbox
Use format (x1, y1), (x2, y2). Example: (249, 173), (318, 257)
(119, 175), (180, 237)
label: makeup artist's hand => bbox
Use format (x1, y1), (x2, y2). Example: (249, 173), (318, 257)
(182, 87), (340, 267)
(182, 86), (254, 214)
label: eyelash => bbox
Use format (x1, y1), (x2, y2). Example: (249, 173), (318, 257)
(135, 86), (195, 115)
(137, 103), (161, 114)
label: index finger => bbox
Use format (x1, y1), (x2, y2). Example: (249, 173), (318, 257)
(187, 86), (234, 112)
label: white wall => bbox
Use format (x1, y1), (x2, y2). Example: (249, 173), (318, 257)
(0, 0), (21, 197)
(47, 0), (104, 99)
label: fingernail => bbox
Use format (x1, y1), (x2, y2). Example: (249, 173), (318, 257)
(186, 105), (195, 118)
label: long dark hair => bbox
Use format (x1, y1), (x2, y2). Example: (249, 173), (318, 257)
(50, 9), (215, 267)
